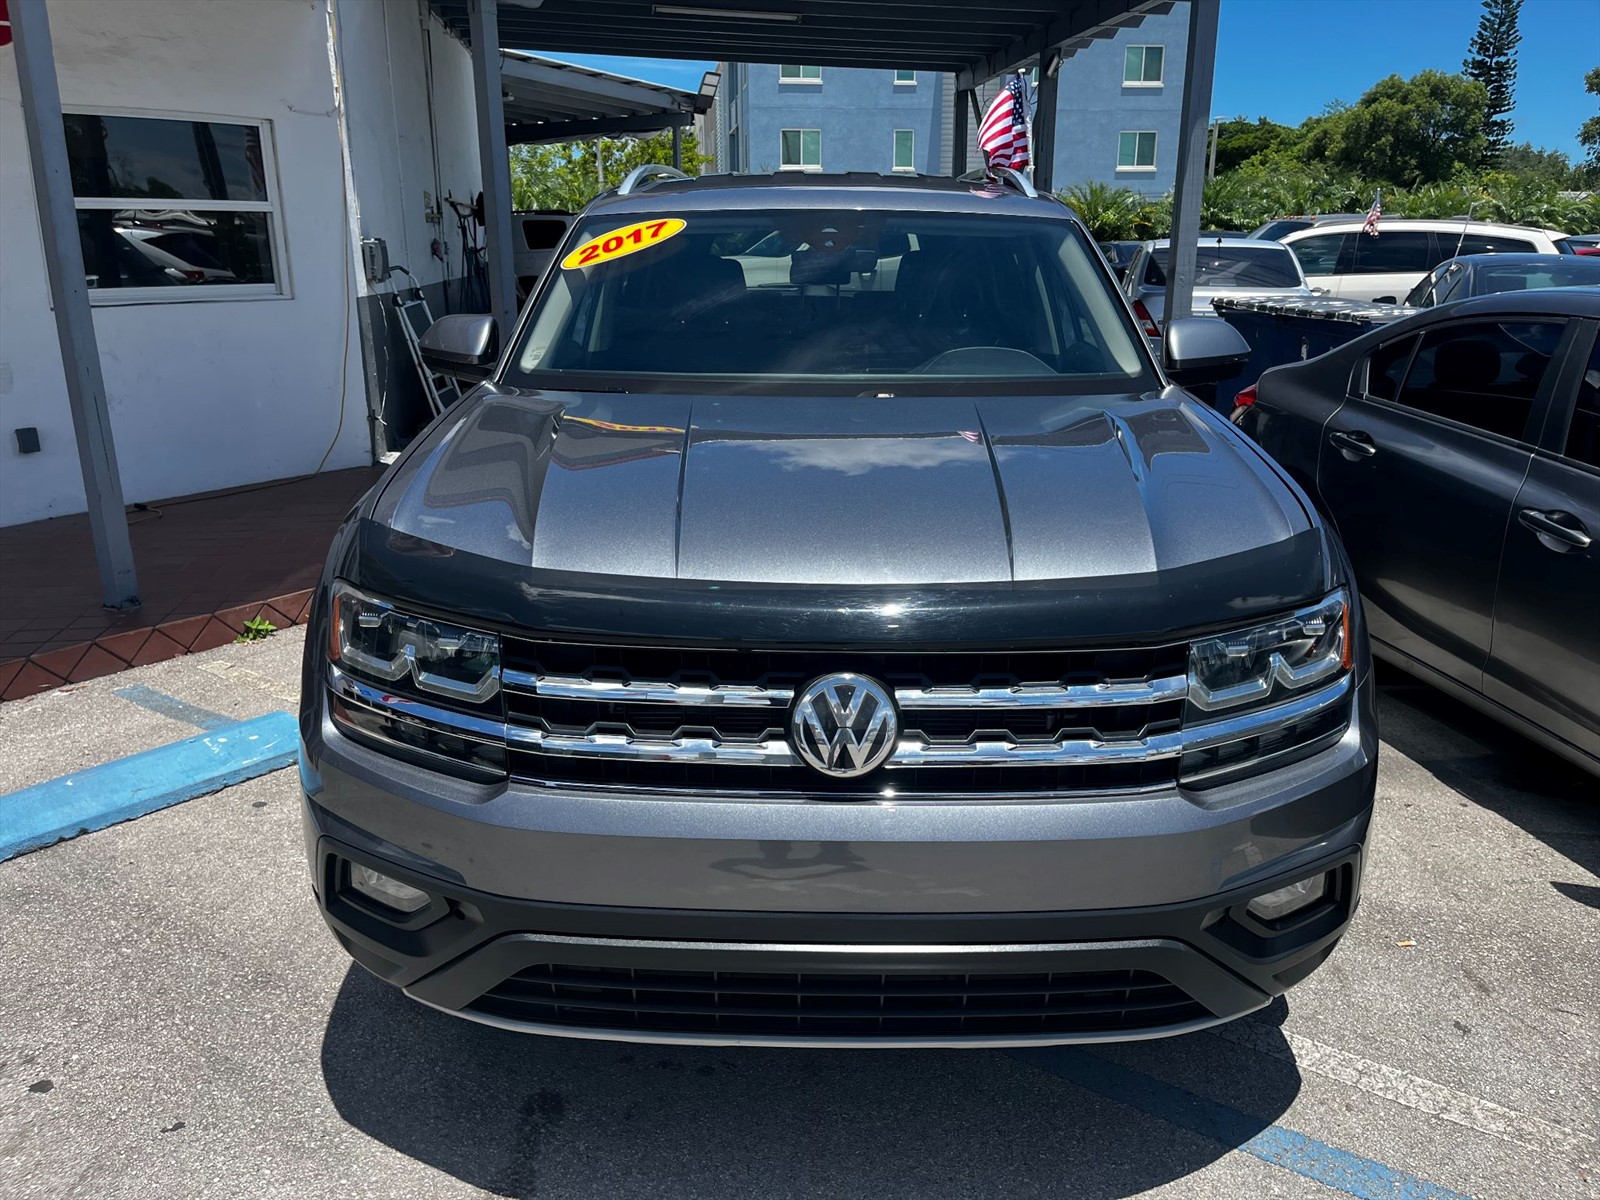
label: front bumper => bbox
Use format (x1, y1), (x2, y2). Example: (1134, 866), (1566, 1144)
(301, 671), (1376, 1046)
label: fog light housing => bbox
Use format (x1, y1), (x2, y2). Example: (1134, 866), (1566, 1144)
(1245, 873), (1328, 923)
(350, 863), (431, 914)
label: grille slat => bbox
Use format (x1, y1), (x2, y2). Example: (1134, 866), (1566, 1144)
(469, 963), (1208, 1038)
(502, 637), (1187, 795)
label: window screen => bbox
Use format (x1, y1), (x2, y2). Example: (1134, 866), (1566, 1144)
(1392, 321), (1564, 440)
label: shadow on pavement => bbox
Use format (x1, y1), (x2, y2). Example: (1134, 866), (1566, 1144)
(1373, 663), (1599, 888)
(322, 969), (1301, 1200)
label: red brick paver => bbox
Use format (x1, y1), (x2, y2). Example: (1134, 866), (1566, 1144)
(0, 467), (383, 700)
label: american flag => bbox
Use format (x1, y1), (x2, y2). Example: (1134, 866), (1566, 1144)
(978, 73), (1031, 171)
(1363, 190), (1382, 238)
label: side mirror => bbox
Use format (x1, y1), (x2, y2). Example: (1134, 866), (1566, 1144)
(418, 314), (498, 382)
(1163, 317), (1251, 387)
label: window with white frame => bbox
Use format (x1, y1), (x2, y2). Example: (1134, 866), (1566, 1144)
(780, 128), (822, 170)
(63, 111), (284, 301)
(779, 64), (822, 82)
(1117, 130), (1158, 171)
(892, 129), (915, 172)
(1122, 45), (1164, 86)
(893, 69), (917, 85)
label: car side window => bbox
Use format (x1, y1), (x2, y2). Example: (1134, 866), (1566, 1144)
(1289, 233), (1344, 277)
(1434, 263), (1467, 303)
(1563, 341), (1600, 469)
(1363, 335), (1417, 400)
(1452, 233), (1537, 256)
(1391, 320), (1565, 441)
(1349, 232), (1435, 274)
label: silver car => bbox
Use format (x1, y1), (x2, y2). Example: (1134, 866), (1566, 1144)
(1123, 237), (1313, 344)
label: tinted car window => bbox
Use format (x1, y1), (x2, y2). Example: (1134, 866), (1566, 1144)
(1289, 233), (1345, 276)
(1392, 320), (1564, 440)
(1144, 243), (1302, 288)
(509, 209), (1151, 392)
(1565, 341), (1600, 469)
(1452, 234), (1537, 256)
(1365, 336), (1417, 401)
(1473, 258), (1600, 294)
(1349, 232), (1434, 274)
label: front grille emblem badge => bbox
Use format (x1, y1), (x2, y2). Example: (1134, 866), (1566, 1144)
(790, 673), (898, 777)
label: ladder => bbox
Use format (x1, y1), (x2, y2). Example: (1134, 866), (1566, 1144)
(393, 292), (464, 418)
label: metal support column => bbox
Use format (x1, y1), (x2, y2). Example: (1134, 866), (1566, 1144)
(1163, 0), (1220, 358)
(952, 87), (972, 174)
(1031, 55), (1060, 195)
(11, 0), (139, 609)
(468, 0), (517, 337)
(672, 125), (683, 170)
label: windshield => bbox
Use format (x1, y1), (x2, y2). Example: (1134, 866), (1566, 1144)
(1144, 243), (1303, 289)
(507, 208), (1152, 394)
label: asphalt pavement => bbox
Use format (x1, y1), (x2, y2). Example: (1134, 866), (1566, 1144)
(0, 626), (1595, 1199)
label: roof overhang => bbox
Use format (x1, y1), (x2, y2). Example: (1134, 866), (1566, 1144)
(500, 52), (701, 145)
(431, 1), (1177, 93)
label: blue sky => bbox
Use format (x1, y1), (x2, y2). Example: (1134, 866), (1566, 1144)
(541, 0), (1597, 159)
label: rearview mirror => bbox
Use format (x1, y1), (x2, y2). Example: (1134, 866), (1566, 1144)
(418, 314), (498, 382)
(1163, 317), (1251, 387)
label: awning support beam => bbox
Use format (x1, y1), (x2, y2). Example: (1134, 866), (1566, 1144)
(507, 111), (693, 146)
(468, 0), (518, 336)
(10, 0), (139, 610)
(1162, 0), (1220, 355)
(952, 86), (972, 174)
(1032, 54), (1060, 195)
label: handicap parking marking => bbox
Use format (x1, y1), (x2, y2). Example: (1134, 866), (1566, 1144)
(1012, 1046), (1476, 1200)
(0, 711), (298, 862)
(112, 684), (235, 731)
(1213, 1018), (1597, 1165)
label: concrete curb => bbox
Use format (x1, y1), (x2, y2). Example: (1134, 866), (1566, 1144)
(0, 711), (299, 861)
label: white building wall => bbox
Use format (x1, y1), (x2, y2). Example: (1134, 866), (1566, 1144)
(334, 0), (481, 298)
(0, 0), (371, 527)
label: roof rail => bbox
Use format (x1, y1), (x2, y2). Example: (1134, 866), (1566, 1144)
(617, 164), (690, 196)
(957, 166), (1038, 199)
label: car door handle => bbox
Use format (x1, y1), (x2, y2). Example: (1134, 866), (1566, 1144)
(1518, 508), (1593, 551)
(1329, 430), (1377, 459)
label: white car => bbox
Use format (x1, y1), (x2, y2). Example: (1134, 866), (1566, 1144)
(1280, 219), (1570, 303)
(1120, 237), (1313, 342)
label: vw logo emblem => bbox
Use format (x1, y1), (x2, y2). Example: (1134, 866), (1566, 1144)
(790, 673), (898, 778)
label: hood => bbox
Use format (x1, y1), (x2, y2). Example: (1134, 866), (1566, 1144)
(368, 387), (1311, 590)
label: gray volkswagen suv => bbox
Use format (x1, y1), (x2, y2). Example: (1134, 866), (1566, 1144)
(299, 168), (1377, 1046)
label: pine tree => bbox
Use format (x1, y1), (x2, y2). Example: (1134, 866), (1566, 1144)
(1462, 0), (1522, 165)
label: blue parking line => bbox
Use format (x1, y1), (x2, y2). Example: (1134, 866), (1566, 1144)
(113, 685), (234, 731)
(0, 712), (298, 862)
(1012, 1047), (1474, 1200)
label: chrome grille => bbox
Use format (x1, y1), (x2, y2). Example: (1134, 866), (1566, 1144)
(501, 638), (1189, 794)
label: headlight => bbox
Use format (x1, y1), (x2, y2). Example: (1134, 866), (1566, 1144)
(1187, 589), (1351, 716)
(329, 581), (501, 704)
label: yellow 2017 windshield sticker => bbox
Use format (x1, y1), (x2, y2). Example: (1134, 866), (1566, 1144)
(560, 218), (686, 270)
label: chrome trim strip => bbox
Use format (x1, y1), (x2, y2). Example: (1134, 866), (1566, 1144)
(503, 668), (793, 707)
(895, 675), (1187, 710)
(891, 731), (1185, 767)
(506, 725), (800, 767)
(339, 663), (1351, 773)
(329, 665), (507, 743)
(1180, 673), (1351, 753)
(407, 992), (1242, 1049)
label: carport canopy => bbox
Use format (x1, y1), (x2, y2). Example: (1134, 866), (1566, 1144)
(501, 52), (703, 146)
(434, 0), (1217, 388)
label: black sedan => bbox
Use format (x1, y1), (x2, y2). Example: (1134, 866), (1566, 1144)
(1238, 290), (1600, 775)
(1403, 253), (1600, 307)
